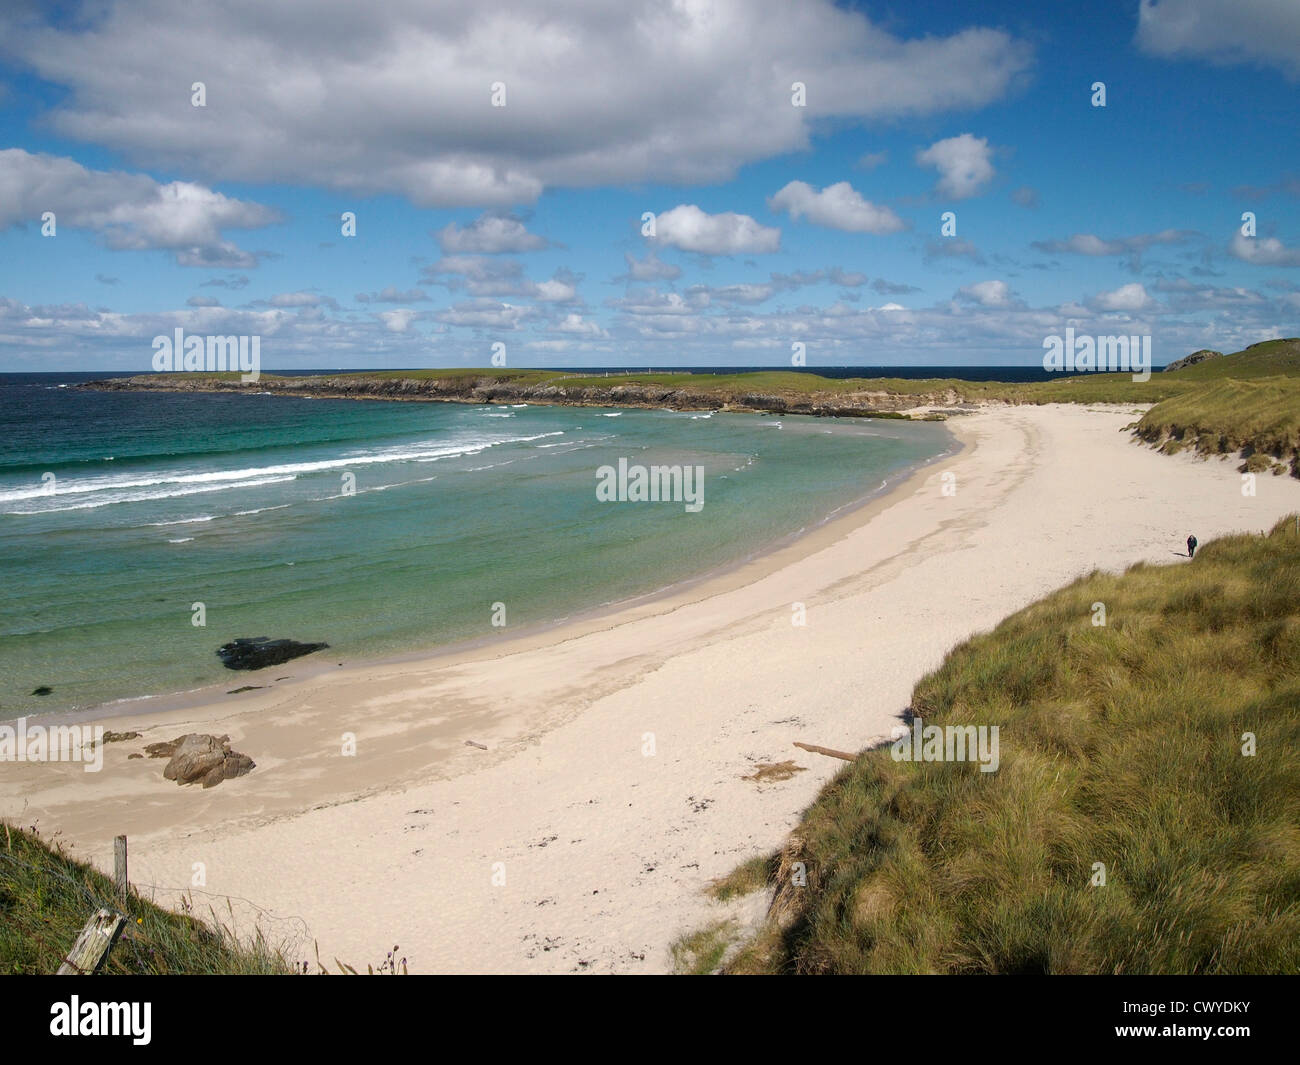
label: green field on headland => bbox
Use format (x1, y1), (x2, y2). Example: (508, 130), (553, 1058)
(86, 338), (1300, 474)
(697, 514), (1300, 975)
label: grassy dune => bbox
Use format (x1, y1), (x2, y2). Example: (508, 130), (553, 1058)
(716, 515), (1300, 974)
(0, 823), (294, 974)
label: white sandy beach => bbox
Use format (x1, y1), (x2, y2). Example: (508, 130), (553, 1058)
(5, 402), (1300, 973)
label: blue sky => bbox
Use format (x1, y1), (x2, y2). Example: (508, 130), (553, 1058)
(0, 0), (1296, 371)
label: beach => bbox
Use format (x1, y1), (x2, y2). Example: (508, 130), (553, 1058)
(6, 401), (1300, 974)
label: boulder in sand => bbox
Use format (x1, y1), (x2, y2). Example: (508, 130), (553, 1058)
(145, 733), (256, 788)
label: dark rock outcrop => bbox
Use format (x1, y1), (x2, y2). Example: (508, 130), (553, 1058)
(145, 733), (255, 788)
(217, 636), (328, 671)
(1163, 349), (1223, 373)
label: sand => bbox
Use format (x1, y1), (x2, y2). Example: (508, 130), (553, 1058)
(5, 403), (1300, 973)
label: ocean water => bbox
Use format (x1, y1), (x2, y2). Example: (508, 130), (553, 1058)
(0, 373), (953, 714)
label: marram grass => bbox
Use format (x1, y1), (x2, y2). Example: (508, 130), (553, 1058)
(724, 515), (1300, 974)
(0, 823), (294, 974)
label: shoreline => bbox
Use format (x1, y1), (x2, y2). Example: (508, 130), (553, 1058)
(6, 402), (1300, 973)
(13, 414), (962, 728)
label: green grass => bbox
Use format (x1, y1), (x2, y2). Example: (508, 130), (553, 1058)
(724, 515), (1300, 974)
(671, 920), (739, 975)
(0, 823), (295, 974)
(1135, 376), (1300, 472)
(1161, 338), (1300, 380)
(708, 854), (779, 902)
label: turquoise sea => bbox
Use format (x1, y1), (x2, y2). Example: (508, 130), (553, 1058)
(0, 373), (953, 714)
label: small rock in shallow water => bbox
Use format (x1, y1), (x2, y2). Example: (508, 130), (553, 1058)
(216, 636), (328, 671)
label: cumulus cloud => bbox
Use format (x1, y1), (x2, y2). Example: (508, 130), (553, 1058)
(0, 149), (276, 267)
(768, 180), (904, 234)
(1136, 0), (1300, 80)
(1092, 282), (1152, 311)
(434, 214), (549, 254)
(650, 204), (780, 255)
(957, 280), (1015, 307)
(916, 134), (995, 199)
(435, 300), (531, 330)
(1229, 231), (1300, 266)
(378, 309), (418, 333)
(1011, 186), (1040, 208)
(0, 2), (1032, 207)
(553, 313), (608, 337)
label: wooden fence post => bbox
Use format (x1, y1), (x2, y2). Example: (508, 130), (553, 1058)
(114, 835), (128, 906)
(56, 910), (126, 975)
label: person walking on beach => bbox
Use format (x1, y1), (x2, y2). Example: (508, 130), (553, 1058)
(1187, 534), (1198, 559)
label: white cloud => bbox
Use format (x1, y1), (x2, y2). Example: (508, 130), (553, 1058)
(767, 180), (904, 234)
(608, 288), (708, 316)
(0, 148), (276, 267)
(916, 134), (995, 200)
(378, 309), (417, 333)
(3, 2), (1032, 207)
(651, 205), (780, 255)
(435, 300), (530, 329)
(1136, 0), (1300, 81)
(957, 280), (1014, 307)
(1092, 283), (1152, 311)
(1229, 231), (1300, 266)
(553, 313), (608, 337)
(533, 278), (577, 302)
(434, 215), (548, 254)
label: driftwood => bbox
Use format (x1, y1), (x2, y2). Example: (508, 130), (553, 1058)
(793, 741), (857, 762)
